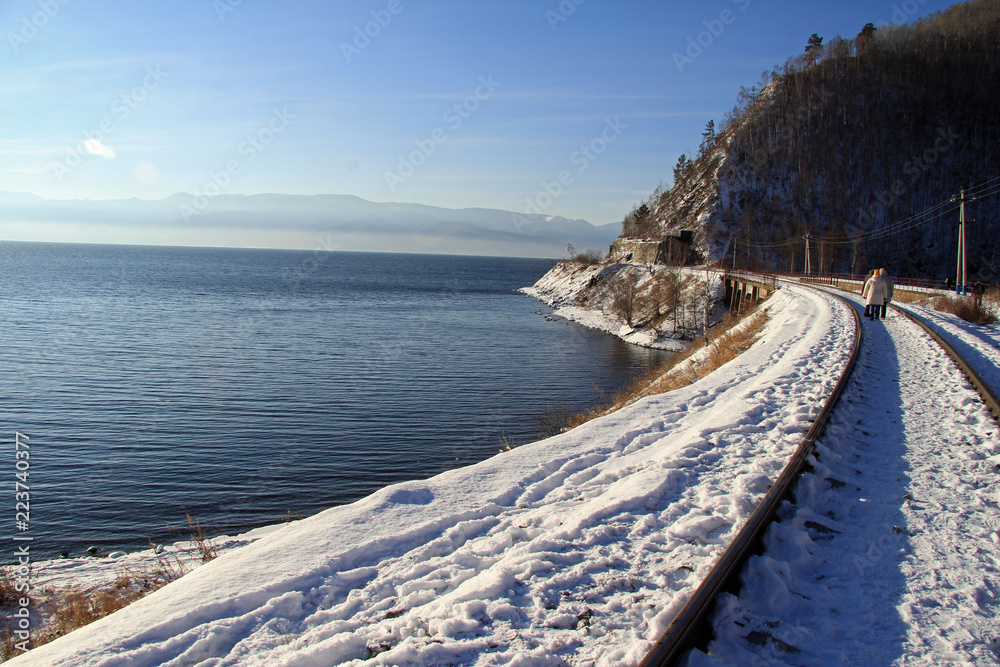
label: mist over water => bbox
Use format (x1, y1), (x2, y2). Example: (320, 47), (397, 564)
(0, 242), (668, 558)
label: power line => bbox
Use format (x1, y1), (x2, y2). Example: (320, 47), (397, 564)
(737, 175), (997, 250)
(966, 175), (1000, 199)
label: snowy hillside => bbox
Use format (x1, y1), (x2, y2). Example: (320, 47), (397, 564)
(634, 1), (1000, 279)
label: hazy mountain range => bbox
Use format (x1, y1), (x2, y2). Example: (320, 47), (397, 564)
(0, 191), (620, 258)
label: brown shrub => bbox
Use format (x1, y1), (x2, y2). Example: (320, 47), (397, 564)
(571, 249), (604, 265)
(0, 628), (19, 662)
(937, 294), (999, 325)
(532, 398), (573, 438)
(0, 568), (19, 608)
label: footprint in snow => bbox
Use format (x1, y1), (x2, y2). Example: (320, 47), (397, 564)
(388, 488), (434, 505)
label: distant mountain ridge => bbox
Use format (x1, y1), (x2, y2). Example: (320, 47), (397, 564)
(0, 190), (620, 258)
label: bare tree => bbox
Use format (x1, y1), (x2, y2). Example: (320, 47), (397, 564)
(531, 398), (571, 439)
(657, 265), (684, 333)
(609, 271), (641, 326)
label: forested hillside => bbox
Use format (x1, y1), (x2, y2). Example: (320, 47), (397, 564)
(627, 0), (1000, 281)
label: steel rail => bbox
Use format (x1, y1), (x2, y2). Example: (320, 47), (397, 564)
(639, 289), (863, 666)
(891, 304), (1000, 422)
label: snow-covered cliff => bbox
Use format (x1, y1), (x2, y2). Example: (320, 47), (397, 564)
(522, 261), (726, 351)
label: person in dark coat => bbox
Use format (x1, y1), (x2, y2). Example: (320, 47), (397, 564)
(879, 268), (894, 318)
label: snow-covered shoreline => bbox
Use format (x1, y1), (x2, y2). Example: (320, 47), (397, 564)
(521, 261), (725, 351)
(8, 283), (854, 666)
(24, 523), (286, 595)
(10, 282), (997, 666)
(21, 261), (734, 595)
(22, 261), (705, 593)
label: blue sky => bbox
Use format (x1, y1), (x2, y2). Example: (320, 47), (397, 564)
(2, 0), (957, 235)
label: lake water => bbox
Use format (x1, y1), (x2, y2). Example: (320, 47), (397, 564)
(0, 243), (669, 559)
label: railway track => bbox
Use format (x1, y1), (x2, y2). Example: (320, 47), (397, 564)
(640, 284), (1000, 666)
(891, 303), (1000, 421)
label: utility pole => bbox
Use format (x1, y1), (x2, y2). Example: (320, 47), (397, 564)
(952, 187), (975, 294)
(732, 238), (737, 270)
(803, 234), (812, 275)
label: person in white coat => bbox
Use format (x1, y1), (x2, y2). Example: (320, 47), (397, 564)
(861, 269), (878, 317)
(863, 271), (889, 320)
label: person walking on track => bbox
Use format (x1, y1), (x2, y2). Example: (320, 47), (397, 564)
(862, 269), (878, 318)
(879, 268), (894, 319)
(863, 270), (889, 320)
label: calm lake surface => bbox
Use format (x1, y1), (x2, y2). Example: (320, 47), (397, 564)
(0, 243), (669, 558)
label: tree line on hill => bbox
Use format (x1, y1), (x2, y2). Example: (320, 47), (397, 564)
(623, 0), (1000, 282)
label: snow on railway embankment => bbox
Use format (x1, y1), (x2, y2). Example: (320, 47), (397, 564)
(10, 285), (854, 667)
(894, 301), (1000, 402)
(696, 290), (1000, 667)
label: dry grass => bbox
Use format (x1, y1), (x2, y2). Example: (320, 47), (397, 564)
(838, 282), (861, 293)
(567, 307), (768, 429)
(0, 547), (191, 659)
(0, 514), (218, 661)
(933, 292), (999, 325)
(30, 587), (146, 648)
(0, 629), (16, 662)
(0, 568), (25, 660)
(888, 288), (930, 304)
(167, 509), (218, 564)
(0, 568), (19, 608)
(987, 286), (1000, 315)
